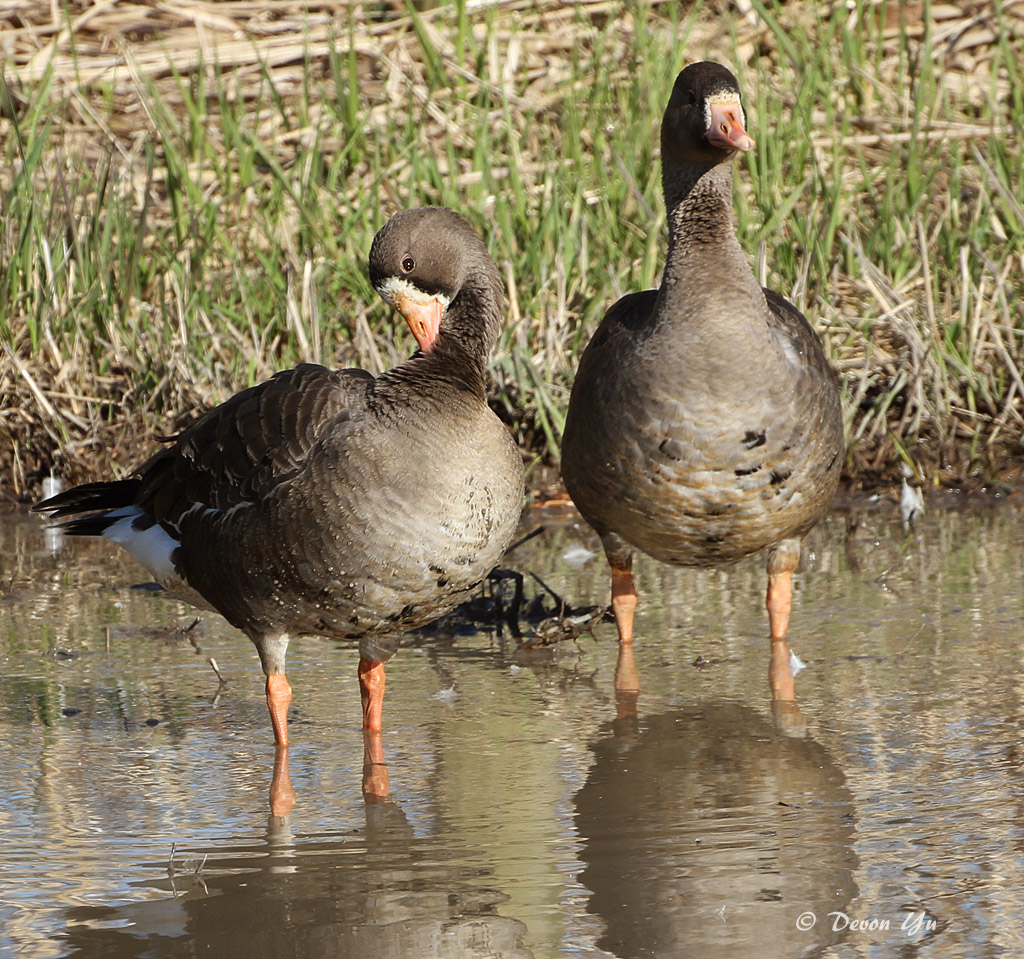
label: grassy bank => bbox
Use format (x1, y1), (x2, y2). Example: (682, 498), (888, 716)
(2, 0), (1022, 503)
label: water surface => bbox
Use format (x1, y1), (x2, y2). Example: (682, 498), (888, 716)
(1, 495), (1022, 957)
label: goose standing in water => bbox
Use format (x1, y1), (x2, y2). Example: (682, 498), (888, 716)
(561, 62), (843, 704)
(36, 207), (525, 807)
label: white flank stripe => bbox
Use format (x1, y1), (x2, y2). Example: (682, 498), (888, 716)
(103, 507), (180, 583)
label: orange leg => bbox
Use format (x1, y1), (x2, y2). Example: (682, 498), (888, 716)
(265, 672), (293, 747)
(611, 564), (638, 647)
(610, 562), (640, 707)
(615, 641), (641, 718)
(362, 729), (390, 803)
(359, 657), (386, 731)
(766, 569), (795, 701)
(269, 745), (296, 817)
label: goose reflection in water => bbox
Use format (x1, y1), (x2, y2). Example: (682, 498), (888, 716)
(574, 701), (858, 959)
(59, 799), (533, 959)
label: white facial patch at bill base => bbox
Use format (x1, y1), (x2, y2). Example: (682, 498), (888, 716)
(703, 89), (747, 135)
(375, 275), (451, 313)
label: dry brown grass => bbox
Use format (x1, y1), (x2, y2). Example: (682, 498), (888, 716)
(2, 0), (1023, 502)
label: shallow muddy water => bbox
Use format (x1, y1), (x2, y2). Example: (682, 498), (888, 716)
(1, 493), (1023, 958)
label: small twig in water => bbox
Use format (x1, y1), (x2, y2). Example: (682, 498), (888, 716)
(168, 843), (210, 896)
(893, 622), (928, 659)
(208, 658), (226, 684)
(504, 525), (544, 554)
(529, 571), (568, 616)
(487, 567), (524, 638)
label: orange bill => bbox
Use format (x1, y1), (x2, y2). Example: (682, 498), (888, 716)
(394, 291), (444, 354)
(707, 101), (755, 152)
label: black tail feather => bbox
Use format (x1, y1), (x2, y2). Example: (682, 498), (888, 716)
(33, 479), (140, 518)
(56, 514), (123, 536)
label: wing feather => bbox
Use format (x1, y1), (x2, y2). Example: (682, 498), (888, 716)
(134, 364), (375, 530)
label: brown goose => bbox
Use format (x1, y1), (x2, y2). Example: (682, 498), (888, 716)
(560, 62), (843, 702)
(36, 206), (524, 749)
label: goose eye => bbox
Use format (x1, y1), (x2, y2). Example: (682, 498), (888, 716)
(687, 90), (697, 105)
(401, 255), (415, 273)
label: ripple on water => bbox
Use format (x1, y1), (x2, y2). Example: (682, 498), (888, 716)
(2, 502), (1024, 958)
